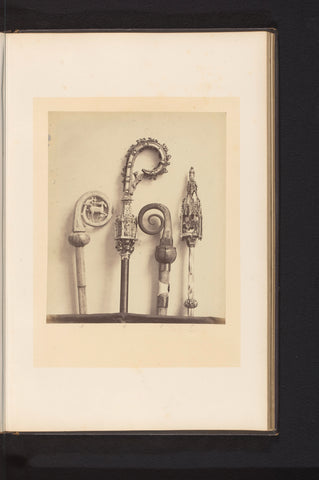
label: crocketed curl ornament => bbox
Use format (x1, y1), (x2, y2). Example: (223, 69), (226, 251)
(121, 137), (171, 196)
(116, 138), (171, 259)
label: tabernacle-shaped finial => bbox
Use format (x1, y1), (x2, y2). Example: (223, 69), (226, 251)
(181, 167), (203, 248)
(180, 168), (203, 316)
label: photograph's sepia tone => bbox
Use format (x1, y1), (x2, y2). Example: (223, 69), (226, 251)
(46, 111), (228, 325)
(32, 97), (241, 370)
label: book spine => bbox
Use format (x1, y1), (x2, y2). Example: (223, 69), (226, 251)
(267, 30), (278, 434)
(0, 32), (5, 433)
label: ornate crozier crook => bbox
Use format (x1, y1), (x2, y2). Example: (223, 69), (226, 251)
(115, 138), (171, 313)
(68, 191), (113, 314)
(138, 203), (177, 315)
(181, 167), (203, 316)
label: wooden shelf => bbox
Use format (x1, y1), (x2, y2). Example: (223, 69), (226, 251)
(47, 312), (225, 324)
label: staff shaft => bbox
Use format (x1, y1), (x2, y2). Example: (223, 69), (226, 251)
(157, 263), (170, 315)
(120, 257), (129, 313)
(187, 246), (195, 316)
(75, 246), (87, 314)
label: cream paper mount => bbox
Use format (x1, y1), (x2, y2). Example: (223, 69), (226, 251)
(4, 31), (275, 432)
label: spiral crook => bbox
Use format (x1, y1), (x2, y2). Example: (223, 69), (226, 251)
(138, 203), (176, 316)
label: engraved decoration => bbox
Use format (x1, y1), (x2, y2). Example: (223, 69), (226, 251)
(81, 195), (110, 227)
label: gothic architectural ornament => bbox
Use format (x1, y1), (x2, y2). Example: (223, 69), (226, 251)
(138, 203), (177, 316)
(181, 167), (203, 315)
(68, 191), (113, 314)
(115, 138), (171, 313)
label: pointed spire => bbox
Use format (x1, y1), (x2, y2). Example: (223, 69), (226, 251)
(181, 167), (203, 247)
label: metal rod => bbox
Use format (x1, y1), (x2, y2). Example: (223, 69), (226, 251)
(115, 138), (171, 313)
(120, 257), (129, 313)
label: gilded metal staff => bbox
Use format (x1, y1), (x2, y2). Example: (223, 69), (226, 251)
(68, 191), (113, 314)
(115, 138), (171, 313)
(138, 203), (177, 315)
(181, 167), (203, 316)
